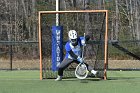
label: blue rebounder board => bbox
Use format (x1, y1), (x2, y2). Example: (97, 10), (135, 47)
(52, 26), (63, 71)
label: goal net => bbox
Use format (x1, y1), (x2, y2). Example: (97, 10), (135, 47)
(38, 10), (108, 80)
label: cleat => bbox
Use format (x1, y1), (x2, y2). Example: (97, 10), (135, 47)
(91, 70), (99, 77)
(95, 71), (99, 77)
(91, 70), (97, 75)
(55, 76), (62, 81)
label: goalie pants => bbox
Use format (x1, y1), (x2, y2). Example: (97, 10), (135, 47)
(58, 58), (94, 76)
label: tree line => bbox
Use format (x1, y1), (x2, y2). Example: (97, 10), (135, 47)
(0, 0), (139, 59)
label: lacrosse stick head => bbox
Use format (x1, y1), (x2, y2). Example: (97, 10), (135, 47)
(75, 63), (89, 79)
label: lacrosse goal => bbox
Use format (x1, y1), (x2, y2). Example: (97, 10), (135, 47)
(38, 10), (109, 80)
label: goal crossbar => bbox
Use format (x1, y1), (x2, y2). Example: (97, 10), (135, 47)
(38, 10), (109, 80)
(39, 10), (108, 14)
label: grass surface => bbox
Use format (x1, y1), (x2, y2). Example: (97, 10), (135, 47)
(0, 70), (140, 93)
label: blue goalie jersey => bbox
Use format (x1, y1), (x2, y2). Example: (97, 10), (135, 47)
(65, 37), (85, 59)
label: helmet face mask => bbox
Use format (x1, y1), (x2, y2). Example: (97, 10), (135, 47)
(70, 39), (78, 46)
(68, 30), (78, 46)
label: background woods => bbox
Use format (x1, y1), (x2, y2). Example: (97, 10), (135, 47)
(0, 0), (140, 59)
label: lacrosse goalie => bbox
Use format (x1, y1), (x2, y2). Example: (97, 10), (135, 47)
(55, 30), (98, 81)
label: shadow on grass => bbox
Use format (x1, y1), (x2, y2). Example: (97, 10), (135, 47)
(107, 77), (139, 81)
(62, 78), (101, 83)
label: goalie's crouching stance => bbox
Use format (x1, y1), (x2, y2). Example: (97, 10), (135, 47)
(55, 30), (98, 81)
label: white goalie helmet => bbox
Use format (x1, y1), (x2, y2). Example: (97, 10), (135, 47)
(68, 30), (78, 46)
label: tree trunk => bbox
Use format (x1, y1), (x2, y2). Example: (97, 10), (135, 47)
(135, 0), (140, 42)
(115, 0), (119, 40)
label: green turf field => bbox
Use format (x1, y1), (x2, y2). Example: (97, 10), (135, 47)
(0, 70), (139, 93)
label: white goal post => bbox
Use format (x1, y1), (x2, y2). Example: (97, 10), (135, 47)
(38, 10), (109, 80)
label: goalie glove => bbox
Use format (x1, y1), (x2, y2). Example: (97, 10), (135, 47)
(81, 37), (86, 46)
(77, 56), (84, 63)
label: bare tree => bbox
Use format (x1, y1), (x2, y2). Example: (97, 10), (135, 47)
(135, 0), (140, 41)
(115, 0), (119, 40)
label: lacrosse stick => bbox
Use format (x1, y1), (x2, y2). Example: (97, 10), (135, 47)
(75, 33), (89, 79)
